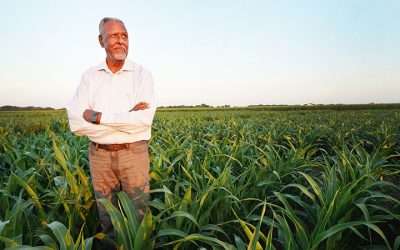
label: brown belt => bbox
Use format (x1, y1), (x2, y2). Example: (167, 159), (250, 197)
(91, 142), (132, 151)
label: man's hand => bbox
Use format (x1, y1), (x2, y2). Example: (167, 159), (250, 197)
(83, 109), (101, 124)
(83, 109), (94, 122)
(129, 102), (149, 112)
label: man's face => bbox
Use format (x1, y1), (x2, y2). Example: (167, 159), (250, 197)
(99, 21), (129, 62)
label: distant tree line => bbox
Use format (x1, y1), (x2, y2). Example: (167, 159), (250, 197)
(2, 103), (400, 112)
(158, 103), (400, 112)
(0, 106), (56, 111)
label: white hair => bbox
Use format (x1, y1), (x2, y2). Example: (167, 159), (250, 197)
(99, 17), (126, 36)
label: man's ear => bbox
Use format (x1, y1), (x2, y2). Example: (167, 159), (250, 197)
(98, 35), (104, 48)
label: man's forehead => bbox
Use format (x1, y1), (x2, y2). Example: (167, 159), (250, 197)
(104, 21), (127, 33)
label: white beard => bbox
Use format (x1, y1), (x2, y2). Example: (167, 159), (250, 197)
(113, 51), (127, 61)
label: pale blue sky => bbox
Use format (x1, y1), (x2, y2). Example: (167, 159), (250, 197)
(1, 0), (399, 107)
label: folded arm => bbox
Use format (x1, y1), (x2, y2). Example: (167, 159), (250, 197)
(67, 108), (121, 137)
(66, 74), (122, 138)
(98, 71), (157, 134)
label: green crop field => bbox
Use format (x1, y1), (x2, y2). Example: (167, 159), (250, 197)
(1, 108), (400, 249)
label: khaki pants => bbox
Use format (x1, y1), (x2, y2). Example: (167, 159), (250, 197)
(88, 140), (150, 232)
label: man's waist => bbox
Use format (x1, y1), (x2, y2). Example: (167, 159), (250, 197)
(91, 140), (148, 151)
(87, 130), (151, 145)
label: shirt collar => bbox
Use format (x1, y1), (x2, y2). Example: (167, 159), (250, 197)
(96, 59), (135, 73)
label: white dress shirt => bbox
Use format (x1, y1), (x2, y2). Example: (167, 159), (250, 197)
(66, 59), (156, 144)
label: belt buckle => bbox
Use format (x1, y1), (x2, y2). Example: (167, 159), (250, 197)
(107, 145), (112, 151)
(120, 143), (129, 150)
(111, 143), (127, 151)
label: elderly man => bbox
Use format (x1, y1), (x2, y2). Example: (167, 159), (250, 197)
(66, 17), (156, 233)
